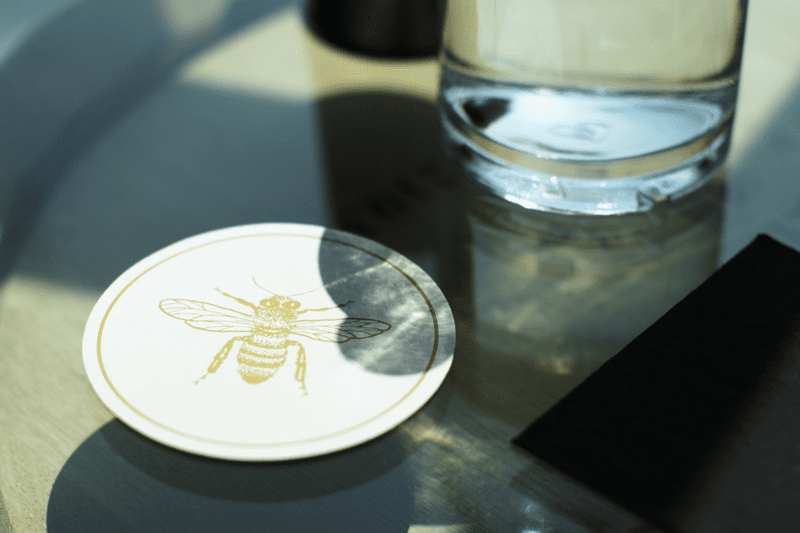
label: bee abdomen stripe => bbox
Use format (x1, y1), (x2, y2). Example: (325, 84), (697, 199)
(238, 350), (286, 368)
(240, 344), (286, 359)
(250, 333), (287, 348)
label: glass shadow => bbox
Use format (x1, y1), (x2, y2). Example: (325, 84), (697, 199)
(437, 171), (725, 425)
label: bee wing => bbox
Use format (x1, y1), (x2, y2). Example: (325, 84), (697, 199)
(291, 318), (391, 343)
(159, 299), (255, 332)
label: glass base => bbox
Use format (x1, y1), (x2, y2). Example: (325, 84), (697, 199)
(439, 66), (734, 215)
(442, 118), (727, 215)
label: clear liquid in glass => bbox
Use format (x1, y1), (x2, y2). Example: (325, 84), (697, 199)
(440, 65), (737, 215)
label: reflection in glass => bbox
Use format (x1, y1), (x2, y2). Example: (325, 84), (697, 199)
(438, 172), (725, 423)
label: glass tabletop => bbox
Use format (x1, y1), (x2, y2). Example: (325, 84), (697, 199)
(1, 1), (799, 531)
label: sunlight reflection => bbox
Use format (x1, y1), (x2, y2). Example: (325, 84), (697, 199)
(0, 275), (108, 531)
(156, 0), (229, 42)
(177, 5), (438, 102)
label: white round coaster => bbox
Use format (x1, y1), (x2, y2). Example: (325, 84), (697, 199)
(83, 223), (455, 461)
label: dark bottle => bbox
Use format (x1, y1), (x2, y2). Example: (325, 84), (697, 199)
(306, 0), (442, 58)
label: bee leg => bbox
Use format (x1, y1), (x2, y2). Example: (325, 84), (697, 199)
(287, 340), (308, 395)
(194, 336), (245, 384)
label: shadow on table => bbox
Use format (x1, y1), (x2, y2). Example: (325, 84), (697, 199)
(316, 92), (448, 267)
(47, 419), (414, 532)
(0, 0), (291, 284)
(46, 373), (454, 532)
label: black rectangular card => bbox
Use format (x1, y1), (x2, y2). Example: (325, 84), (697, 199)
(514, 235), (800, 533)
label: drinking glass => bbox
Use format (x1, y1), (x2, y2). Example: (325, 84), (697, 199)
(438, 0), (748, 214)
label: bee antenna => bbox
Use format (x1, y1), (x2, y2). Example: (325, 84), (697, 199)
(253, 277), (325, 298)
(252, 278), (277, 295)
(286, 284), (327, 297)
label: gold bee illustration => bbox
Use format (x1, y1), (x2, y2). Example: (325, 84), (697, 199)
(159, 279), (391, 394)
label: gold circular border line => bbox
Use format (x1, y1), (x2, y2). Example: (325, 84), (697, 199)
(96, 230), (441, 450)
